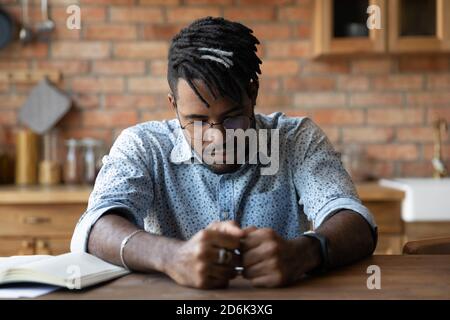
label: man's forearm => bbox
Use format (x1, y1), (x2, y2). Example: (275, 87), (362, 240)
(316, 210), (376, 269)
(87, 212), (181, 273)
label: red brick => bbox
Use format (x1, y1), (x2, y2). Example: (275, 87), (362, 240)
(141, 110), (176, 122)
(0, 43), (48, 59)
(310, 109), (364, 125)
(337, 76), (369, 91)
(0, 61), (29, 70)
(81, 0), (135, 4)
(92, 61), (145, 75)
(294, 24), (311, 38)
(72, 94), (101, 110)
(294, 93), (346, 108)
(396, 127), (436, 142)
(399, 56), (449, 72)
(302, 60), (349, 74)
(110, 7), (164, 23)
(224, 7), (275, 22)
(83, 111), (138, 128)
(365, 161), (395, 179)
(427, 74), (450, 90)
(61, 128), (112, 146)
(259, 78), (281, 91)
(278, 7), (311, 22)
(265, 41), (310, 58)
(0, 83), (8, 93)
(142, 24), (183, 40)
(407, 92), (450, 107)
(366, 144), (419, 161)
(367, 108), (424, 125)
(350, 93), (403, 107)
(53, 26), (81, 40)
(85, 25), (137, 40)
(250, 24), (291, 40)
(284, 76), (336, 91)
(372, 75), (424, 91)
(72, 77), (124, 93)
(184, 0), (232, 4)
(261, 60), (299, 76)
(256, 93), (292, 108)
(128, 77), (169, 93)
(105, 94), (158, 110)
(0, 111), (16, 125)
(342, 127), (394, 143)
(52, 42), (110, 59)
(424, 144), (450, 160)
(114, 42), (168, 59)
(36, 61), (89, 75)
(351, 58), (392, 74)
(139, 0), (180, 4)
(427, 108), (450, 123)
(240, 0), (292, 4)
(167, 8), (221, 23)
(150, 60), (168, 76)
(399, 162), (436, 178)
(51, 7), (106, 23)
(0, 96), (27, 109)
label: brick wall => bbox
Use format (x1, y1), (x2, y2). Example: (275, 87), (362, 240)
(1, 0), (449, 178)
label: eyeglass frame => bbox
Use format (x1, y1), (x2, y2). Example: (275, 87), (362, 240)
(172, 99), (255, 132)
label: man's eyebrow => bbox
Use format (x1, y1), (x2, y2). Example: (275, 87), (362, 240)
(181, 105), (243, 120)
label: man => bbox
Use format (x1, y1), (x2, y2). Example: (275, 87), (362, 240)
(71, 17), (377, 289)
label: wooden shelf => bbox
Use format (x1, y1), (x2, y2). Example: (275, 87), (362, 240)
(0, 185), (91, 205)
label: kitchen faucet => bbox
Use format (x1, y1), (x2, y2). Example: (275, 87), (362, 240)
(432, 118), (448, 179)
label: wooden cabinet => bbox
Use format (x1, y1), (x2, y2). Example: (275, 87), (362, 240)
(0, 186), (90, 256)
(314, 0), (387, 56)
(313, 0), (450, 56)
(388, 0), (450, 53)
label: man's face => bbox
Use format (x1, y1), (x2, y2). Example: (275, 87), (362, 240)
(169, 78), (256, 174)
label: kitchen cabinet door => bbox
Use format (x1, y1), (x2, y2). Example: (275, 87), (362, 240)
(313, 0), (387, 56)
(0, 238), (35, 256)
(388, 0), (450, 52)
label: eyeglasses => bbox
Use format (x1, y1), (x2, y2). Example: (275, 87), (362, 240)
(177, 114), (254, 140)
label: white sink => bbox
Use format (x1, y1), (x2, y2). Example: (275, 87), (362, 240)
(380, 178), (450, 222)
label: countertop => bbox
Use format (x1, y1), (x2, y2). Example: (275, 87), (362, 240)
(0, 182), (404, 205)
(39, 255), (450, 300)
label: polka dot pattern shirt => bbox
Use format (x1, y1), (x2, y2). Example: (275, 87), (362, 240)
(71, 112), (376, 252)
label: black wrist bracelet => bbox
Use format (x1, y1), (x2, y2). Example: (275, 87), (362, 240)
(302, 231), (330, 274)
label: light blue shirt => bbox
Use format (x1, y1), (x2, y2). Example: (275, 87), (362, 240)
(71, 112), (376, 252)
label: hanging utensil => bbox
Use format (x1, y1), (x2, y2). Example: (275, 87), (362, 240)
(19, 0), (33, 45)
(36, 0), (54, 42)
(0, 6), (15, 49)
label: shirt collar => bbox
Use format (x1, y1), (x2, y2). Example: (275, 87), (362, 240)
(169, 116), (272, 166)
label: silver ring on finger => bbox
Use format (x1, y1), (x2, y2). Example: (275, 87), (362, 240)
(217, 248), (233, 265)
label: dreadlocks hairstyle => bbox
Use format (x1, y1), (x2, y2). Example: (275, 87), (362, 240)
(167, 16), (262, 108)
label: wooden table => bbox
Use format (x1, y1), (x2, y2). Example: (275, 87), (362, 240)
(40, 255), (450, 300)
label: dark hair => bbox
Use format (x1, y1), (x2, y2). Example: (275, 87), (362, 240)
(167, 16), (262, 108)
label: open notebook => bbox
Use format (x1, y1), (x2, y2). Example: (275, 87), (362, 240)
(0, 252), (130, 290)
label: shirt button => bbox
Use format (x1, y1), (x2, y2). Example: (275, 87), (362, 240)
(223, 211), (229, 220)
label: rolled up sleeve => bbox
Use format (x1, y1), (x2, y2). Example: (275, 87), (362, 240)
(289, 118), (377, 234)
(70, 127), (154, 253)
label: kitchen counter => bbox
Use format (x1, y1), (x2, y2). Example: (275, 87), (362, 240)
(0, 182), (406, 256)
(39, 255), (450, 300)
(0, 182), (404, 204)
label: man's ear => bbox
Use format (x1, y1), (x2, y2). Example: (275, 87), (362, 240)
(168, 93), (176, 111)
(248, 80), (259, 106)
